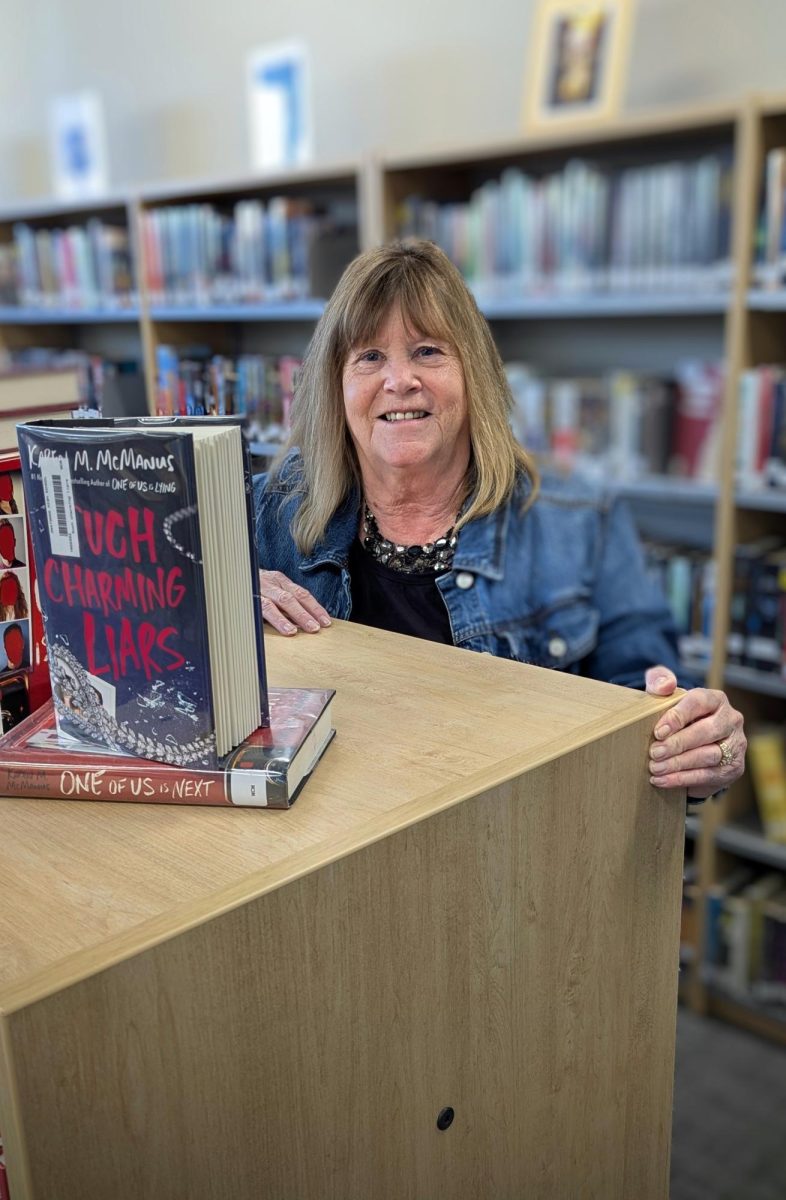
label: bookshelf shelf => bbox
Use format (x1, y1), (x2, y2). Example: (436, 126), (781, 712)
(723, 664), (786, 698)
(705, 982), (786, 1028)
(0, 306), (140, 325)
(613, 478), (718, 505)
(734, 488), (786, 512)
(746, 288), (786, 311)
(148, 302), (327, 323)
(714, 819), (786, 871)
(479, 293), (730, 320)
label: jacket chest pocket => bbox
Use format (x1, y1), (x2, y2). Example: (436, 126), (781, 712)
(486, 597), (600, 669)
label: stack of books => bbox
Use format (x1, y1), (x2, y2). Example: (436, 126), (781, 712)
(0, 415), (335, 808)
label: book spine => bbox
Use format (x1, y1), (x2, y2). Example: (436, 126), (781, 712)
(0, 758), (287, 808)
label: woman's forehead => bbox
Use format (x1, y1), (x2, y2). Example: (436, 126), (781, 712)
(345, 299), (452, 348)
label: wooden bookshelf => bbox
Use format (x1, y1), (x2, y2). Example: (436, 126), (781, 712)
(132, 163), (369, 409)
(0, 196), (140, 341)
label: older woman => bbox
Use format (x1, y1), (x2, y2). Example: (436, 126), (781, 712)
(254, 240), (745, 800)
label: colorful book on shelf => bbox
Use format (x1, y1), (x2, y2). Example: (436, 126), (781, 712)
(17, 416), (267, 770)
(748, 727), (786, 843)
(670, 361), (724, 481)
(0, 689), (335, 808)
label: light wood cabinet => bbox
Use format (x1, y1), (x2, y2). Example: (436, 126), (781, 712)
(0, 622), (684, 1198)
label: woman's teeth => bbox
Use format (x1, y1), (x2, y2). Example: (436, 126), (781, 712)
(383, 411), (427, 421)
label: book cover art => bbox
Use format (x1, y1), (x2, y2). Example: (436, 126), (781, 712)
(17, 419), (266, 770)
(0, 688), (334, 808)
(0, 452), (51, 719)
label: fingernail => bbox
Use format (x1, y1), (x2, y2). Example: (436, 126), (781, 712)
(305, 619), (320, 632)
(654, 724), (669, 740)
(653, 675), (669, 688)
(650, 776), (663, 787)
(319, 615), (332, 626)
(651, 745), (666, 760)
(282, 622), (296, 635)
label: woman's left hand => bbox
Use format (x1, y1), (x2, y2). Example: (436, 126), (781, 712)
(644, 666), (747, 799)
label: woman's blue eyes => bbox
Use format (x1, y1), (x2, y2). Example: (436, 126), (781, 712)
(356, 345), (442, 363)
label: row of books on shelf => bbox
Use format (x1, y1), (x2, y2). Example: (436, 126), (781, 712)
(0, 220), (136, 311)
(680, 728), (786, 1009)
(508, 360), (723, 483)
(397, 153), (733, 299)
(155, 345), (301, 442)
(141, 197), (355, 307)
(729, 537), (786, 676)
(643, 544), (714, 667)
(737, 365), (786, 490)
(753, 145), (786, 290)
(699, 862), (786, 1010)
(643, 534), (786, 680)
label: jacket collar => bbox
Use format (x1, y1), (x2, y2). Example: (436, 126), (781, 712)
(297, 478), (529, 582)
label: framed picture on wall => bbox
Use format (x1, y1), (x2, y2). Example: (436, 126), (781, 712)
(522, 0), (635, 132)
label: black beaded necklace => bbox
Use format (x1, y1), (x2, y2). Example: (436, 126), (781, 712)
(362, 503), (458, 574)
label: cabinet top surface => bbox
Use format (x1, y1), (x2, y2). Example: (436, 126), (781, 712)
(0, 621), (673, 1005)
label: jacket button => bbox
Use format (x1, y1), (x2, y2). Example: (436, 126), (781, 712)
(548, 636), (568, 659)
(455, 572), (475, 590)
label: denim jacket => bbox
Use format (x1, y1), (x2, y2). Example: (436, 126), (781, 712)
(253, 452), (687, 690)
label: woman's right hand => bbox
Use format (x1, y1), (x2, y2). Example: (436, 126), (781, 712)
(259, 570), (332, 636)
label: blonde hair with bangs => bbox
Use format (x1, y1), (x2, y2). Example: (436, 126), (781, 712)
(281, 240), (538, 554)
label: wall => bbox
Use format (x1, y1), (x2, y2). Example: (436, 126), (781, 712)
(0, 0), (784, 202)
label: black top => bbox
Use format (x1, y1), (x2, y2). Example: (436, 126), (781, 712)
(348, 538), (453, 644)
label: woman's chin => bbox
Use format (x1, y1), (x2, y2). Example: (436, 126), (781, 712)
(374, 447), (441, 473)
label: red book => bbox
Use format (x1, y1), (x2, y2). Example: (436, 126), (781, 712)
(671, 362), (723, 480)
(0, 1133), (9, 1200)
(0, 452), (51, 727)
(0, 688), (335, 808)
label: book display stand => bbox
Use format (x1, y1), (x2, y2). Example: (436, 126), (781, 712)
(0, 621), (684, 1199)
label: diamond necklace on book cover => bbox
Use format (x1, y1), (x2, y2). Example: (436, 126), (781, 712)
(17, 418), (268, 769)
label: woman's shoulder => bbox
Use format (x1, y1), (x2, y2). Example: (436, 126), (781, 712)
(525, 469), (614, 514)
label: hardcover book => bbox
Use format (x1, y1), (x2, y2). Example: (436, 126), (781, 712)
(0, 688), (334, 808)
(17, 417), (267, 769)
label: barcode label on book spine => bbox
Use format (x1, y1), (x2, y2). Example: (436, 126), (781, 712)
(40, 453), (80, 557)
(227, 770), (269, 806)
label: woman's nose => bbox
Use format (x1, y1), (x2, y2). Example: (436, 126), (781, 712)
(383, 356), (420, 393)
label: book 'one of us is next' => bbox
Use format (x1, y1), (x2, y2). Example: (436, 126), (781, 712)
(0, 687), (335, 808)
(17, 416), (268, 770)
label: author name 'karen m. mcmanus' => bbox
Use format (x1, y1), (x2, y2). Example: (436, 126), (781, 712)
(27, 445), (178, 474)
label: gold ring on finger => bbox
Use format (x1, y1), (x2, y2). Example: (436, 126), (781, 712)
(718, 739), (734, 768)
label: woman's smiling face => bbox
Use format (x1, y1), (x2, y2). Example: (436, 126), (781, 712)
(341, 306), (470, 482)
